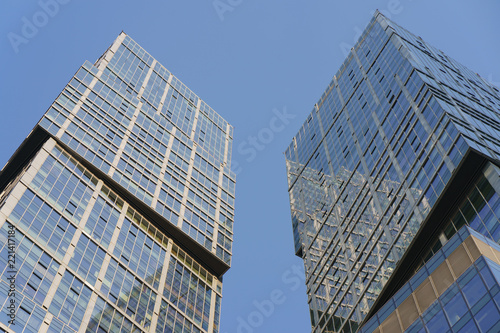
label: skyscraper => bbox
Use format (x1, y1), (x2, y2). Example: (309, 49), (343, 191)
(285, 11), (500, 332)
(0, 32), (235, 332)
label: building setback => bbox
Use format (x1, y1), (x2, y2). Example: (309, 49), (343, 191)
(0, 32), (235, 332)
(285, 11), (500, 332)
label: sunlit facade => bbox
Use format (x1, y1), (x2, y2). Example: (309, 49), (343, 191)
(285, 11), (500, 332)
(0, 32), (235, 332)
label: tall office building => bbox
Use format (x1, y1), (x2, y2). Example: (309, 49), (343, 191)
(285, 11), (500, 332)
(0, 32), (235, 332)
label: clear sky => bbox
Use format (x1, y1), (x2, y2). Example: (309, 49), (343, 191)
(1, 1), (499, 332)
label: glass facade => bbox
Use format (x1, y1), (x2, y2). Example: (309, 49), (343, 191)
(359, 227), (500, 333)
(407, 257), (500, 333)
(0, 32), (234, 332)
(285, 11), (500, 332)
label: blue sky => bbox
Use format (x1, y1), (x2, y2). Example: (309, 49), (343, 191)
(1, 1), (499, 332)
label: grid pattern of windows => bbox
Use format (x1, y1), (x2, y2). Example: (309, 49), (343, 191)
(285, 11), (500, 333)
(40, 60), (137, 174)
(219, 201), (234, 234)
(216, 231), (232, 265)
(194, 113), (226, 166)
(29, 148), (96, 226)
(170, 244), (214, 287)
(156, 183), (182, 223)
(3, 30), (234, 332)
(156, 299), (202, 333)
(0, 283), (47, 333)
(187, 188), (217, 220)
(47, 316), (78, 333)
(113, 116), (169, 205)
(107, 44), (150, 96)
(191, 169), (218, 206)
(84, 193), (122, 250)
(49, 271), (93, 331)
(163, 257), (212, 331)
(41, 96), (72, 136)
(100, 258), (157, 330)
(183, 205), (214, 251)
(68, 234), (106, 286)
(73, 100), (126, 150)
(162, 86), (196, 136)
(113, 216), (166, 290)
(213, 295), (222, 333)
(417, 167), (500, 268)
(360, 226), (500, 333)
(193, 154), (219, 185)
(389, 20), (500, 163)
(86, 296), (142, 333)
(60, 76), (136, 174)
(406, 257), (500, 333)
(198, 101), (230, 147)
(0, 223), (59, 305)
(39, 33), (236, 257)
(142, 70), (168, 110)
(9, 189), (76, 261)
(1, 140), (226, 332)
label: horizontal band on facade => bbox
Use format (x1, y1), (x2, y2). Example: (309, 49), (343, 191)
(0, 125), (230, 279)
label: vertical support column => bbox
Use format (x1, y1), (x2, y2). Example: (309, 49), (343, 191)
(42, 266), (65, 310)
(76, 201), (128, 332)
(223, 123), (231, 168)
(76, 181), (103, 231)
(41, 178), (103, 318)
(96, 33), (126, 73)
(150, 239), (173, 331)
(156, 73), (174, 115)
(137, 60), (157, 99)
(109, 60), (157, 178)
(212, 122), (234, 262)
(190, 99), (202, 141)
(212, 158), (226, 256)
(178, 143), (197, 229)
(0, 184), (28, 232)
(37, 313), (53, 333)
(94, 200), (128, 288)
(77, 292), (100, 333)
(207, 281), (220, 333)
(108, 100), (143, 178)
(151, 128), (176, 210)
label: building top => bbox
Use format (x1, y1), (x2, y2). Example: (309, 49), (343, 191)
(0, 32), (236, 277)
(285, 11), (500, 173)
(92, 32), (234, 172)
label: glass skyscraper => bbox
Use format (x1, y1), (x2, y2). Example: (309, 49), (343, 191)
(285, 11), (500, 332)
(0, 32), (235, 332)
